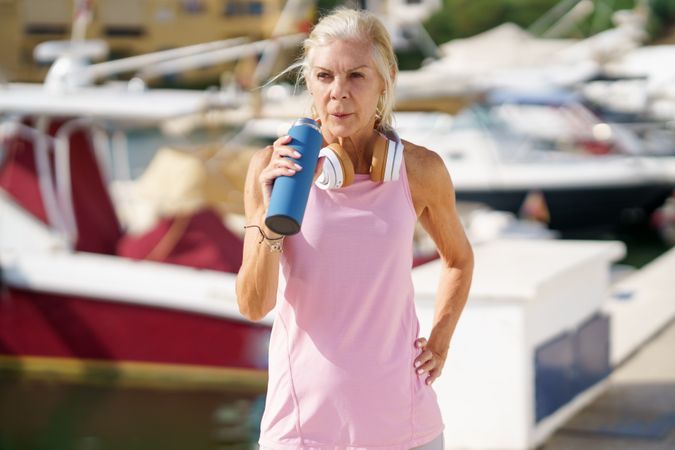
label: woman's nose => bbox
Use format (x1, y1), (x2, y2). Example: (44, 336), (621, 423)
(330, 78), (348, 100)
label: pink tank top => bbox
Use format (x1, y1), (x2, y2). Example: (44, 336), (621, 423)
(259, 147), (445, 450)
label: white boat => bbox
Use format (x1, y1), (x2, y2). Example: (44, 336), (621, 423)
(396, 96), (675, 231)
(583, 44), (675, 123)
(395, 3), (648, 111)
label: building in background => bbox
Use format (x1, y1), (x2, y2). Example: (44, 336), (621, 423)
(0, 0), (303, 83)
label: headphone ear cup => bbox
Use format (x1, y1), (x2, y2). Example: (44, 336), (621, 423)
(370, 136), (388, 182)
(330, 143), (355, 187)
(370, 136), (404, 183)
(315, 143), (355, 189)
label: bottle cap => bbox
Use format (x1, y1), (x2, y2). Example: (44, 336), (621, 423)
(293, 117), (320, 132)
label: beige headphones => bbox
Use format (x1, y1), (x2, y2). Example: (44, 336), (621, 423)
(315, 131), (404, 190)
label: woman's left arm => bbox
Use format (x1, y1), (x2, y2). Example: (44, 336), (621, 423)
(407, 143), (475, 386)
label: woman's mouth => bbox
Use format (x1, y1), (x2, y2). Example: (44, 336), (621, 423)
(331, 113), (352, 120)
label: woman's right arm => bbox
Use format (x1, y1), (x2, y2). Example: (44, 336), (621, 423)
(235, 136), (304, 321)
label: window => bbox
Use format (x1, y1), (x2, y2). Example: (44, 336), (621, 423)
(248, 1), (263, 15)
(104, 26), (145, 37)
(181, 0), (206, 13)
(223, 0), (264, 16)
(223, 0), (237, 15)
(24, 24), (68, 35)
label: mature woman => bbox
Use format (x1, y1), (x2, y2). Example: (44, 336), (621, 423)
(236, 8), (474, 450)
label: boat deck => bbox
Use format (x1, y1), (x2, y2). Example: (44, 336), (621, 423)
(543, 318), (675, 450)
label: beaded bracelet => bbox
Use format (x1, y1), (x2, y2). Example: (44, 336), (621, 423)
(244, 224), (285, 253)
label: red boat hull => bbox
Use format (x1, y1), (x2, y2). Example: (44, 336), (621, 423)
(0, 287), (271, 387)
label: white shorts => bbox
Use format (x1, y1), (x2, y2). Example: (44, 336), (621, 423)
(259, 433), (444, 450)
(411, 432), (444, 450)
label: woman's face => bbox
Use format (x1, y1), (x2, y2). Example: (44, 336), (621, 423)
(306, 39), (384, 140)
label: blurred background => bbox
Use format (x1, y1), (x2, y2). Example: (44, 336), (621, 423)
(1, 0), (675, 449)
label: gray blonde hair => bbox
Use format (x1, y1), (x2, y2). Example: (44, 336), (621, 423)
(288, 8), (398, 132)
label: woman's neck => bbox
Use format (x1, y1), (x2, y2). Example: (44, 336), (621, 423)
(323, 121), (380, 174)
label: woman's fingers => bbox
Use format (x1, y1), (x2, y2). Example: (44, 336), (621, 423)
(413, 337), (444, 385)
(259, 161), (297, 191)
(269, 147), (302, 172)
(425, 368), (442, 386)
(421, 359), (443, 386)
(271, 136), (302, 172)
(414, 349), (436, 374)
(413, 335), (433, 373)
(273, 134), (292, 146)
(415, 337), (427, 349)
(272, 135), (301, 160)
(259, 135), (327, 207)
(275, 146), (302, 161)
(271, 156), (302, 173)
(413, 337), (429, 371)
(268, 165), (298, 178)
(258, 139), (301, 208)
(259, 139), (303, 184)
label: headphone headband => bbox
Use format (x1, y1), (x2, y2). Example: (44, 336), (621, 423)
(315, 128), (404, 190)
(375, 128), (403, 183)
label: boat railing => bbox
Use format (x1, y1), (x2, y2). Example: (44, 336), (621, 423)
(134, 33), (306, 83)
(53, 118), (115, 247)
(0, 118), (70, 245)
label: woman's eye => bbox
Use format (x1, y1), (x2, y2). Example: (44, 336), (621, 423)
(317, 72), (332, 80)
(350, 72), (364, 79)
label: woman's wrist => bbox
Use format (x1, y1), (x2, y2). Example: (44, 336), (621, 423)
(427, 333), (450, 361)
(244, 223), (285, 253)
(262, 224), (283, 240)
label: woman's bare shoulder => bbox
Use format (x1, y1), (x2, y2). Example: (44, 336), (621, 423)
(402, 140), (449, 186)
(402, 139), (456, 216)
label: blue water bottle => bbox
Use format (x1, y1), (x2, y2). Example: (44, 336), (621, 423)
(265, 118), (323, 235)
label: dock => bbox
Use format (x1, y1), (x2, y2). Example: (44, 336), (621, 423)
(545, 317), (675, 449)
(413, 240), (675, 450)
